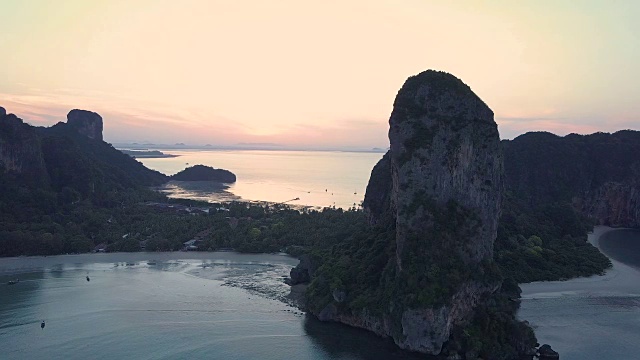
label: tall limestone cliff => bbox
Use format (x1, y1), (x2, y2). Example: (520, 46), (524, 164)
(67, 109), (104, 141)
(310, 70), (508, 356)
(386, 70), (503, 271)
(0, 107), (49, 187)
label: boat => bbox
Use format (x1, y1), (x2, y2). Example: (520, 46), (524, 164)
(147, 261), (157, 265)
(8, 279), (19, 285)
(86, 276), (90, 282)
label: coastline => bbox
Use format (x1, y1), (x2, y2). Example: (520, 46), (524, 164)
(520, 226), (640, 297)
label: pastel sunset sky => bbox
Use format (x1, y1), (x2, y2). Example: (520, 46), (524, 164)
(1, 0), (638, 149)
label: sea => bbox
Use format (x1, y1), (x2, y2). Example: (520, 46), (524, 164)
(136, 149), (384, 210)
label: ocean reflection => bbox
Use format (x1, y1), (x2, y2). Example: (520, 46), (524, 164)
(138, 150), (382, 209)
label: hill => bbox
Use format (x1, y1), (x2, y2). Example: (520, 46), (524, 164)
(0, 107), (168, 255)
(171, 165), (236, 182)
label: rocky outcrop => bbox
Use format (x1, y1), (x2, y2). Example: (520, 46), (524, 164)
(313, 70), (505, 355)
(67, 109), (103, 141)
(287, 254), (317, 285)
(538, 344), (559, 359)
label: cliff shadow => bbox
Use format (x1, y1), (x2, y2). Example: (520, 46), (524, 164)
(302, 315), (434, 360)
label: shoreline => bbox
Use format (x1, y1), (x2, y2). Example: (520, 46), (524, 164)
(520, 225), (640, 298)
(156, 187), (327, 211)
(0, 251), (298, 276)
(517, 226), (640, 360)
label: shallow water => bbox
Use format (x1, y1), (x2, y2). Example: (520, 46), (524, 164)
(519, 227), (640, 360)
(0, 252), (422, 360)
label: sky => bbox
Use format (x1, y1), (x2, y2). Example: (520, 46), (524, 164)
(0, 0), (638, 149)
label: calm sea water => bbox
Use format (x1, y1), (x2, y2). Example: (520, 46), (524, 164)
(136, 150), (384, 209)
(0, 252), (422, 360)
(519, 227), (640, 360)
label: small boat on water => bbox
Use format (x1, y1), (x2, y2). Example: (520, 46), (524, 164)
(8, 279), (19, 285)
(41, 321), (45, 329)
(147, 261), (157, 265)
(86, 276), (90, 282)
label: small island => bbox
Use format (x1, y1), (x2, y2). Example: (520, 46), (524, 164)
(171, 165), (236, 183)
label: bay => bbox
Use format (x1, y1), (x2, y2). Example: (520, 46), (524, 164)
(0, 252), (421, 360)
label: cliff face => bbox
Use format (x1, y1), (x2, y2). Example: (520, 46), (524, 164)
(583, 181), (640, 227)
(67, 109), (103, 141)
(387, 70), (503, 269)
(316, 71), (505, 355)
(503, 130), (640, 228)
(0, 107), (49, 186)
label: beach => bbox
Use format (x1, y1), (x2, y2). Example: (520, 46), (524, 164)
(519, 226), (640, 360)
